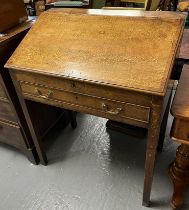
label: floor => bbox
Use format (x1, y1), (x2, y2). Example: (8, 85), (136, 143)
(0, 113), (189, 210)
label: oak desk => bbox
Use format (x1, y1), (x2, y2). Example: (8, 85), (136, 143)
(6, 9), (185, 206)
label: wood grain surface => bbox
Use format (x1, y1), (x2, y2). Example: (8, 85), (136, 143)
(0, 21), (33, 44)
(179, 29), (189, 60)
(171, 65), (189, 119)
(0, 98), (17, 123)
(0, 21), (34, 69)
(0, 83), (7, 99)
(6, 9), (186, 205)
(6, 9), (185, 96)
(0, 0), (28, 32)
(169, 63), (189, 209)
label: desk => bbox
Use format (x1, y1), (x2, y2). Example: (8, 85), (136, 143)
(6, 9), (185, 206)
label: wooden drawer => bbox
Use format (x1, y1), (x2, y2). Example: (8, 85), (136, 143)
(20, 82), (150, 125)
(0, 98), (17, 123)
(14, 71), (152, 106)
(171, 119), (189, 144)
(0, 83), (7, 99)
(0, 120), (26, 149)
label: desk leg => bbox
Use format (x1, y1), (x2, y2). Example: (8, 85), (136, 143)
(143, 100), (162, 206)
(68, 110), (77, 129)
(10, 73), (48, 165)
(24, 147), (39, 165)
(168, 144), (189, 209)
(146, 0), (153, 10)
(158, 89), (173, 152)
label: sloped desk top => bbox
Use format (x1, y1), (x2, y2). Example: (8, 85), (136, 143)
(6, 9), (185, 96)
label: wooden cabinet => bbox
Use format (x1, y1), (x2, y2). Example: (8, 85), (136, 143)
(0, 0), (27, 32)
(0, 98), (18, 123)
(0, 21), (67, 164)
(169, 65), (189, 209)
(0, 21), (38, 163)
(0, 84), (7, 99)
(0, 120), (27, 149)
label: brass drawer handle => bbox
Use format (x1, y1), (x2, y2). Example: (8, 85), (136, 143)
(35, 88), (53, 99)
(102, 103), (123, 115)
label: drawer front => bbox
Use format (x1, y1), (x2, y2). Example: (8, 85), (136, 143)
(0, 99), (17, 123)
(14, 71), (152, 106)
(20, 82), (150, 125)
(0, 120), (26, 149)
(171, 119), (189, 144)
(0, 83), (7, 99)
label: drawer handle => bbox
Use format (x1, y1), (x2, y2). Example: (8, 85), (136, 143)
(35, 88), (53, 99)
(102, 103), (122, 115)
